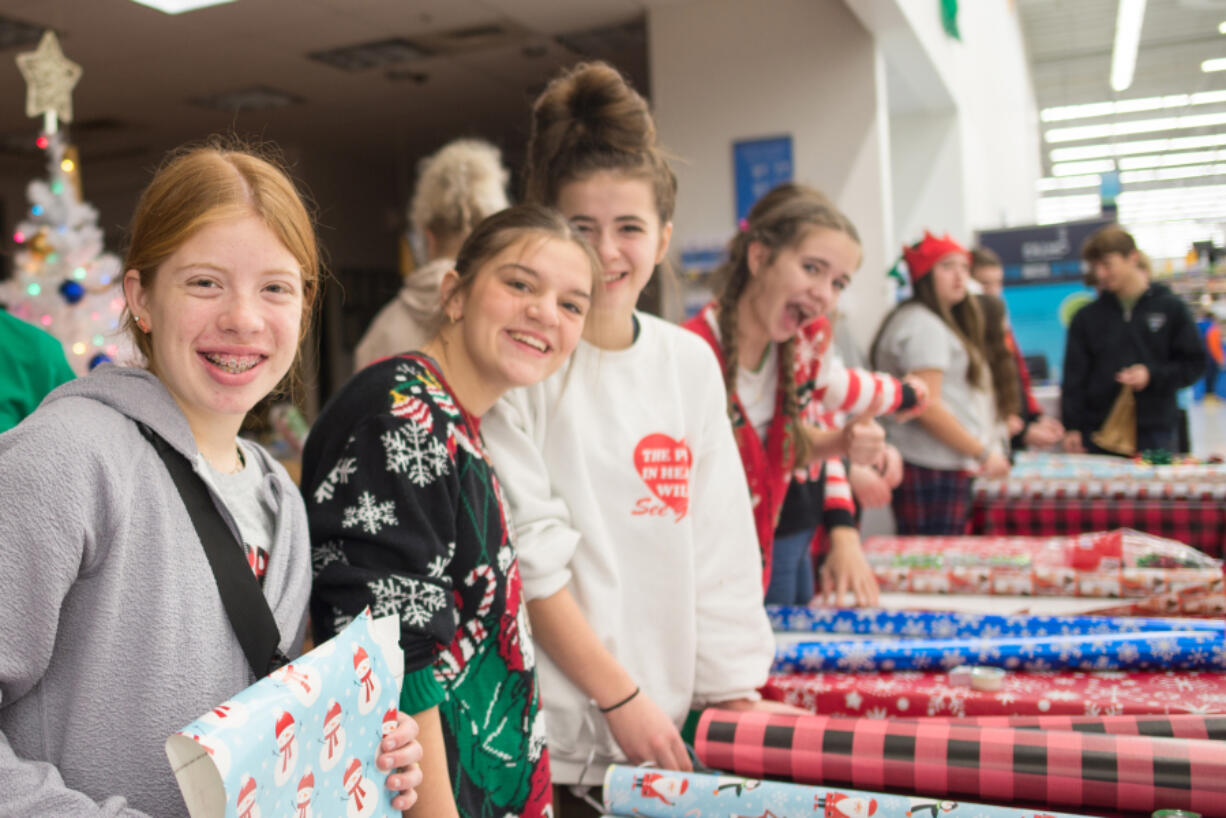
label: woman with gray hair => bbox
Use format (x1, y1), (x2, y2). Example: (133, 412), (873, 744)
(355, 138), (510, 368)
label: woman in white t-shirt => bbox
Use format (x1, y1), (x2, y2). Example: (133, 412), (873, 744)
(870, 232), (1010, 535)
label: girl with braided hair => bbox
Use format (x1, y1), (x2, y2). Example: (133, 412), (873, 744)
(682, 183), (925, 606)
(481, 61), (781, 813)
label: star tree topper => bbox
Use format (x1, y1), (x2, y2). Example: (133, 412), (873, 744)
(16, 30), (83, 128)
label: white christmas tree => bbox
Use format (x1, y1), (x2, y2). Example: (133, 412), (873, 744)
(1, 31), (127, 374)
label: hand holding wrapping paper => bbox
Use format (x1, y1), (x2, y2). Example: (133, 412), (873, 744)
(693, 709), (1226, 814)
(600, 764), (1094, 818)
(166, 611), (403, 818)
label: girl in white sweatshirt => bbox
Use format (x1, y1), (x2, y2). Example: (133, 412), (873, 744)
(481, 62), (778, 812)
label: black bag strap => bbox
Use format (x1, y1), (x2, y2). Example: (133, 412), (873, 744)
(139, 424), (287, 678)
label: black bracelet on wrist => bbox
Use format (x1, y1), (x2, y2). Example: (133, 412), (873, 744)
(599, 686), (640, 713)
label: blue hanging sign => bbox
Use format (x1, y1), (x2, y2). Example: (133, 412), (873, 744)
(733, 135), (793, 224)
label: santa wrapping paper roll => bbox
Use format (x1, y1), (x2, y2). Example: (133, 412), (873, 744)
(600, 765), (1093, 818)
(693, 709), (1226, 814)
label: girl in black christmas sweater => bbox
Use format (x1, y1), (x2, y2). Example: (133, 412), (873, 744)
(302, 205), (598, 818)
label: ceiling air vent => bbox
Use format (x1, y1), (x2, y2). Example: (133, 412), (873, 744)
(190, 86), (303, 112)
(309, 37), (430, 71)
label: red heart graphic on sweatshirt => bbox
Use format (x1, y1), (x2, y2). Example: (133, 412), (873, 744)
(633, 434), (691, 520)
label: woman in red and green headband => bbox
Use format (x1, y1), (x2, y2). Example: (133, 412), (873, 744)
(870, 231), (1011, 535)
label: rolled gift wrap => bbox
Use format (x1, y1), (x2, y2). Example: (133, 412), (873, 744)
(761, 670), (1226, 718)
(904, 713), (1226, 741)
(766, 606), (1224, 638)
(693, 709), (1226, 815)
(771, 630), (1225, 673)
(600, 764), (1096, 818)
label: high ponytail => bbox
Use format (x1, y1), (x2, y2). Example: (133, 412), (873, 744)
(524, 61), (676, 223)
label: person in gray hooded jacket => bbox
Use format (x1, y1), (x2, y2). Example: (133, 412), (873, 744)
(0, 143), (423, 817)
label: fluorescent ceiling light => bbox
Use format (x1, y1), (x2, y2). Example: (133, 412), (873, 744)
(1203, 58), (1226, 73)
(1051, 159), (1117, 176)
(1045, 111), (1226, 142)
(1050, 132), (1226, 161)
(1120, 164), (1226, 183)
(1041, 90), (1226, 123)
(1220, 21), (1226, 34)
(1118, 149), (1226, 170)
(1036, 175), (1102, 192)
(129, 0), (235, 13)
(1111, 0), (1147, 92)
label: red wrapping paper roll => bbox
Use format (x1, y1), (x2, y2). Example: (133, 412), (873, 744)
(694, 708), (1226, 814)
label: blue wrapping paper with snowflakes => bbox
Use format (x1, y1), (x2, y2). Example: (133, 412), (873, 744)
(767, 606), (1225, 639)
(600, 765), (1093, 818)
(772, 629), (1225, 673)
(166, 610), (403, 818)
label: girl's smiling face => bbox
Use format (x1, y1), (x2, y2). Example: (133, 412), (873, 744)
(445, 234), (593, 394)
(123, 212), (303, 435)
(556, 170), (672, 325)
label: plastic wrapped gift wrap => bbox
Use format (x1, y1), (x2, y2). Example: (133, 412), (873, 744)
(991, 451), (1226, 488)
(862, 529), (1225, 608)
(760, 670), (1226, 718)
(693, 709), (1226, 815)
(600, 764), (1094, 818)
(767, 606), (1224, 639)
(772, 630), (1225, 674)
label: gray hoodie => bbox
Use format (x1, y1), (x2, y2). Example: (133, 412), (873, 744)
(0, 364), (310, 817)
(353, 257), (452, 369)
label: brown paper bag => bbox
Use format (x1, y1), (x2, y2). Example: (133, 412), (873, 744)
(1091, 386), (1137, 456)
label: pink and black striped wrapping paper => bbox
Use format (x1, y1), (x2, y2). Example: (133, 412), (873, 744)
(694, 708), (1226, 815)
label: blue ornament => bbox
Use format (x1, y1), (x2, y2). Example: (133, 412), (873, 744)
(88, 353), (112, 369)
(58, 279), (85, 304)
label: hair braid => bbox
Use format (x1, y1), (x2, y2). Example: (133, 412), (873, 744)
(778, 338), (811, 467)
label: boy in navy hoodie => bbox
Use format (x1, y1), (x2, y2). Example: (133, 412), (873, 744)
(1061, 226), (1205, 454)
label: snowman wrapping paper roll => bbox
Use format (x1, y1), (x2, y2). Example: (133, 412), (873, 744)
(165, 610), (403, 818)
(600, 765), (1094, 817)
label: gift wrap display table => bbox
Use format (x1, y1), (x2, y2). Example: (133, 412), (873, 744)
(725, 604), (1226, 817)
(970, 453), (1226, 558)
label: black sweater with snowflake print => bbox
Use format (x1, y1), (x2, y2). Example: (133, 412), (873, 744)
(302, 354), (552, 818)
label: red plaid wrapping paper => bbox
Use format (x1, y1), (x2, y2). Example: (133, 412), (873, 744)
(971, 497), (1226, 559)
(761, 670), (1226, 718)
(694, 709), (1226, 814)
(907, 713), (1226, 740)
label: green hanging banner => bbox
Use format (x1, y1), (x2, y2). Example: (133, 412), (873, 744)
(941, 0), (961, 40)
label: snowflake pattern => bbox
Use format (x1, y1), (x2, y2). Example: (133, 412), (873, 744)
(313, 456), (358, 504)
(427, 541), (456, 579)
(835, 643), (878, 672)
(382, 422), (450, 486)
(367, 575), (448, 628)
(342, 491), (398, 534)
(312, 539), (349, 577)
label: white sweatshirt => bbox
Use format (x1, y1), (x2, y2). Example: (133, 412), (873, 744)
(481, 312), (774, 785)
